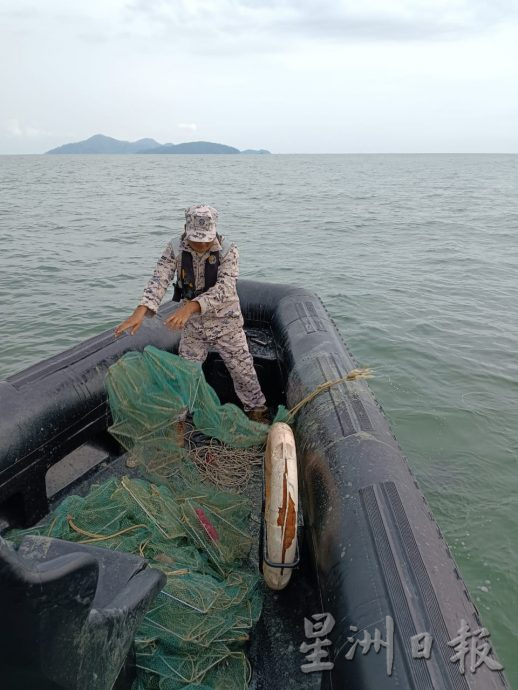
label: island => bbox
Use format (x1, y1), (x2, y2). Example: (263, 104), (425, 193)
(46, 134), (270, 155)
(240, 149), (270, 155)
(138, 141), (239, 154)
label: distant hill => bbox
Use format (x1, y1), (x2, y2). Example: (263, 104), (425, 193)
(46, 134), (161, 154)
(138, 141), (240, 154)
(46, 134), (270, 155)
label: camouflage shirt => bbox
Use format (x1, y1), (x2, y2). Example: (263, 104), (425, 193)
(139, 236), (242, 322)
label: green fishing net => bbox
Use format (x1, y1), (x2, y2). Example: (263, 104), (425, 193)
(9, 346), (290, 690)
(108, 345), (287, 453)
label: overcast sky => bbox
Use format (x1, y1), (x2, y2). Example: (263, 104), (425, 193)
(1, 0), (518, 153)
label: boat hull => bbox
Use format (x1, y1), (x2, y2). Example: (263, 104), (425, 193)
(0, 280), (509, 689)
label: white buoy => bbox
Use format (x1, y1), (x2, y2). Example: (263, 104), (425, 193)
(263, 422), (298, 590)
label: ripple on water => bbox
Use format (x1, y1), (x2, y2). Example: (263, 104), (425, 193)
(1, 153), (518, 685)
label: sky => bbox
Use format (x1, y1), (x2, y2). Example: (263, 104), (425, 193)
(1, 0), (518, 154)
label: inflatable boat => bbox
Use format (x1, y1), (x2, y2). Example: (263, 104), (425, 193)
(0, 280), (509, 690)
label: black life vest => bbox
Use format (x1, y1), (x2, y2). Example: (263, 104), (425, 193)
(172, 234), (229, 302)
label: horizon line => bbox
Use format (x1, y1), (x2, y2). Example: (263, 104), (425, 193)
(2, 151), (518, 156)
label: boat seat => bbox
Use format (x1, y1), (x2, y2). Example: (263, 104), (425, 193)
(0, 535), (166, 690)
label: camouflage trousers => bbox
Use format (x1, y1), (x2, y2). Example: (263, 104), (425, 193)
(179, 316), (266, 411)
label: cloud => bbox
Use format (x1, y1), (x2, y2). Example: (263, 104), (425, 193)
(123, 0), (518, 52)
(3, 119), (47, 138)
(4, 0), (518, 56)
(177, 123), (198, 131)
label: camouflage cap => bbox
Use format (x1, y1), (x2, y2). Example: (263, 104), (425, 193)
(184, 204), (218, 242)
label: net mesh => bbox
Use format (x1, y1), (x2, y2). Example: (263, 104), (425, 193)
(8, 346), (289, 690)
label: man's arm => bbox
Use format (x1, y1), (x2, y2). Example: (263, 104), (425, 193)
(193, 244), (239, 315)
(139, 240), (178, 313)
(115, 241), (177, 336)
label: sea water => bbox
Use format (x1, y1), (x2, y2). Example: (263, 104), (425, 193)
(1, 153), (517, 683)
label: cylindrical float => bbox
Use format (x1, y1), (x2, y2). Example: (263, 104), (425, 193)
(262, 422), (298, 590)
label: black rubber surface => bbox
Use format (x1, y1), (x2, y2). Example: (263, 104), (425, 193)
(0, 280), (510, 689)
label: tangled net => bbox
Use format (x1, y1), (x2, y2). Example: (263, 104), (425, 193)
(6, 347), (376, 690)
(8, 349), (273, 690)
(8, 474), (261, 690)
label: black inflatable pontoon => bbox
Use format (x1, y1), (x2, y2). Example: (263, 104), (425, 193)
(0, 281), (509, 690)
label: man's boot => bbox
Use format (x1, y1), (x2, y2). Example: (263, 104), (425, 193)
(246, 405), (270, 425)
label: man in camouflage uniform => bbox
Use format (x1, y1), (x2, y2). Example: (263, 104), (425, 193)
(115, 205), (268, 421)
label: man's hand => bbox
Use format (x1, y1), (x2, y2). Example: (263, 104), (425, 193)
(165, 301), (201, 330)
(115, 305), (152, 336)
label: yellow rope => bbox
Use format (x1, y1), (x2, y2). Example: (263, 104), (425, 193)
(47, 516), (57, 537)
(139, 539), (150, 558)
(67, 515), (147, 543)
(287, 367), (374, 421)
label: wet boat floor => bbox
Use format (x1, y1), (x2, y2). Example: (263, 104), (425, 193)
(46, 444), (323, 690)
(242, 463), (323, 690)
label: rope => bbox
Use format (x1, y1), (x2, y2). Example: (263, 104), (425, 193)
(163, 568), (190, 576)
(287, 367), (374, 421)
(66, 515), (147, 543)
(116, 368), (373, 496)
(177, 368), (373, 491)
(185, 432), (263, 492)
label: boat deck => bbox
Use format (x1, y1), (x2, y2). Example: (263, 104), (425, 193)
(41, 437), (324, 690)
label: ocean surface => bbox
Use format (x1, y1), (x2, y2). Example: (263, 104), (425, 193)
(1, 153), (517, 684)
